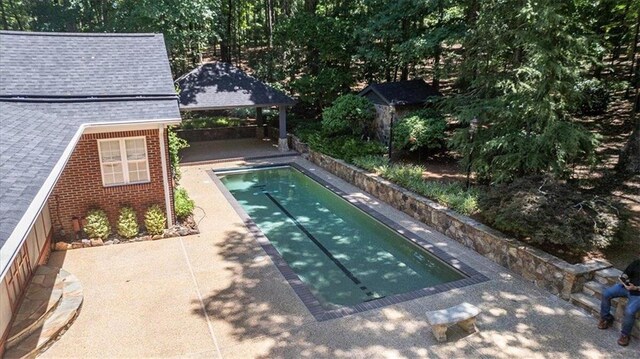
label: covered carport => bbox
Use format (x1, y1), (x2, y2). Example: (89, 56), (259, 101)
(175, 62), (296, 151)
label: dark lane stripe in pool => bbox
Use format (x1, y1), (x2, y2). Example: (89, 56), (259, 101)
(263, 191), (373, 296)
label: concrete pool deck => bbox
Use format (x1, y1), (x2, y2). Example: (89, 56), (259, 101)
(41, 151), (639, 358)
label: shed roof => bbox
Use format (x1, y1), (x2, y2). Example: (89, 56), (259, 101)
(0, 31), (180, 278)
(358, 79), (441, 107)
(176, 62), (295, 110)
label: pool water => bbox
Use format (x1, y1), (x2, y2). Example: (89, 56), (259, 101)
(219, 166), (465, 309)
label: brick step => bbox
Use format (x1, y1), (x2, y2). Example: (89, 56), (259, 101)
(6, 266), (64, 349)
(4, 267), (83, 359)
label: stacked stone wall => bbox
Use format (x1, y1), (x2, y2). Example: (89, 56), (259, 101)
(287, 136), (610, 299)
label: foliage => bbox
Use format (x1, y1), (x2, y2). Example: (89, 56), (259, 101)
(351, 155), (479, 215)
(393, 109), (447, 152)
(575, 79), (610, 115)
(306, 135), (386, 163)
(144, 205), (166, 236)
(321, 95), (375, 137)
(116, 206), (139, 239)
(174, 187), (195, 220)
(168, 127), (189, 183)
(181, 117), (245, 129)
(447, 0), (601, 183)
(84, 209), (111, 240)
(478, 176), (622, 251)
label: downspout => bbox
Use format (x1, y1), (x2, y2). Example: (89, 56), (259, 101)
(158, 126), (174, 227)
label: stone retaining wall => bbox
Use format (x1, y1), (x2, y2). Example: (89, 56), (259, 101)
(292, 140), (610, 299)
(176, 126), (258, 142)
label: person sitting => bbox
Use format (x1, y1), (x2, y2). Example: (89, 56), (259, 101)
(598, 257), (640, 346)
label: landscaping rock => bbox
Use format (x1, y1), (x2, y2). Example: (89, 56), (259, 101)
(55, 242), (70, 251)
(71, 241), (83, 249)
(151, 235), (163, 240)
(90, 239), (104, 246)
(104, 240), (114, 245)
(113, 238), (121, 245)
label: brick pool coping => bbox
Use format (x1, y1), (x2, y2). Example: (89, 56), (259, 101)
(287, 135), (612, 301)
(208, 162), (488, 321)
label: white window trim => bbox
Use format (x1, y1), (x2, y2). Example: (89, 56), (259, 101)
(97, 136), (151, 187)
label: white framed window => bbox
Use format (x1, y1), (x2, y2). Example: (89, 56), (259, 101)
(98, 137), (150, 187)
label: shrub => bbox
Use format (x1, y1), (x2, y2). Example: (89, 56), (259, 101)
(351, 155), (478, 215)
(393, 109), (447, 152)
(478, 176), (622, 251)
(116, 206), (139, 239)
(321, 94), (375, 137)
(144, 205), (166, 236)
(575, 79), (610, 115)
(175, 187), (195, 220)
(168, 127), (189, 183)
(84, 209), (111, 240)
(306, 134), (386, 162)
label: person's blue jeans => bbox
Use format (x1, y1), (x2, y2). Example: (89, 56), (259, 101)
(600, 283), (640, 336)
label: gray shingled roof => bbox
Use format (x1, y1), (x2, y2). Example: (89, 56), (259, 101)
(176, 62), (295, 110)
(0, 31), (176, 97)
(358, 79), (442, 106)
(0, 31), (180, 275)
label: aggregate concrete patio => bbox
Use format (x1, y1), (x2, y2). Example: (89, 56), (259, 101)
(41, 144), (639, 358)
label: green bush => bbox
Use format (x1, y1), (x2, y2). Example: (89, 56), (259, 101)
(144, 205), (166, 236)
(575, 79), (610, 115)
(84, 209), (111, 240)
(306, 134), (386, 162)
(351, 155), (478, 215)
(478, 176), (622, 251)
(181, 117), (245, 129)
(393, 109), (447, 152)
(175, 187), (195, 220)
(116, 206), (139, 239)
(168, 127), (189, 183)
(321, 94), (375, 136)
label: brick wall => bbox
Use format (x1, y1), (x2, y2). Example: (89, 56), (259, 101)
(49, 129), (174, 238)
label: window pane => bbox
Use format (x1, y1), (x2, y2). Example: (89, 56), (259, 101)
(100, 140), (121, 162)
(103, 163), (124, 185)
(125, 138), (146, 160)
(128, 161), (149, 182)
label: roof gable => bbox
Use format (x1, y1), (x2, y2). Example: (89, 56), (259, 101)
(359, 79), (441, 106)
(176, 62), (295, 109)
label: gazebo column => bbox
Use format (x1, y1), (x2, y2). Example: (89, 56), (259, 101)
(278, 105), (289, 151)
(255, 107), (265, 139)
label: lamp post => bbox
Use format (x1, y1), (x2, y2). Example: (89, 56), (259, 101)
(466, 117), (479, 189)
(388, 105), (397, 161)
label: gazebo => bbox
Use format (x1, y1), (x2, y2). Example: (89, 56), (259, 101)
(175, 62), (296, 151)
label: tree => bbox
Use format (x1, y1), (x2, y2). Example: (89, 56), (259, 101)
(448, 0), (600, 183)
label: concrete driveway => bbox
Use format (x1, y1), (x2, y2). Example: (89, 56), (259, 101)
(42, 156), (639, 358)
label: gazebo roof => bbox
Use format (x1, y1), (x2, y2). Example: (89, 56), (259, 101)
(176, 62), (295, 110)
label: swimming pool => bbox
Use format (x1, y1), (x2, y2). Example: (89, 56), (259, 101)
(214, 164), (486, 319)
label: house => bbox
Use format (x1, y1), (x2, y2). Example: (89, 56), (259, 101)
(0, 31), (181, 352)
(358, 79), (442, 143)
(176, 62), (295, 150)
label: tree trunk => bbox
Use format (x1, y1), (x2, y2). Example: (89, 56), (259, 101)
(617, 120), (640, 174)
(266, 0), (273, 48)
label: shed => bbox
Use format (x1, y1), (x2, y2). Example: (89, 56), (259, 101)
(358, 79), (442, 143)
(176, 62), (295, 151)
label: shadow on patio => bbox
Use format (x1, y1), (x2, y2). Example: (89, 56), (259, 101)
(192, 226), (637, 359)
(179, 138), (298, 165)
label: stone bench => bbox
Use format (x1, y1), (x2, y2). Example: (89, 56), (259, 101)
(426, 302), (481, 342)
